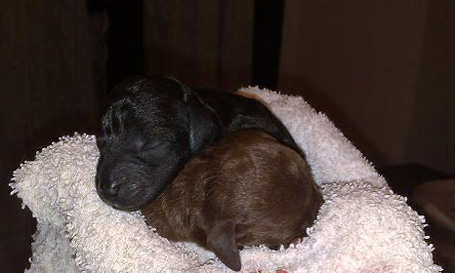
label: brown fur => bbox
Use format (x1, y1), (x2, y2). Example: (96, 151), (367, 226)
(141, 130), (323, 271)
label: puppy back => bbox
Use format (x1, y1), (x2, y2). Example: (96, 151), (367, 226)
(142, 129), (323, 265)
(203, 129), (322, 247)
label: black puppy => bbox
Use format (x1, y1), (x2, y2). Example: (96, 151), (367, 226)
(96, 75), (302, 211)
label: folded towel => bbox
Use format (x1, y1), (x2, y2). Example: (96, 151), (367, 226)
(11, 87), (442, 272)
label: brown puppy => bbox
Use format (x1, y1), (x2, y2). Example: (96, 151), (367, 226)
(141, 130), (323, 271)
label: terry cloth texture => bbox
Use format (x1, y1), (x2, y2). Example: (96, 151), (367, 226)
(11, 87), (442, 273)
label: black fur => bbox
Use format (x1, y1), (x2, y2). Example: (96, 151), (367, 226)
(96, 75), (302, 211)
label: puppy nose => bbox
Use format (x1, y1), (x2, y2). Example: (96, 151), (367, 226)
(102, 182), (122, 198)
(99, 176), (129, 200)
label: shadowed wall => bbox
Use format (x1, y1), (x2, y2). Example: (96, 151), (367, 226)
(279, 0), (455, 172)
(0, 1), (106, 271)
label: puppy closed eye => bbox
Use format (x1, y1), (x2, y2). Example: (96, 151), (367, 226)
(137, 140), (175, 158)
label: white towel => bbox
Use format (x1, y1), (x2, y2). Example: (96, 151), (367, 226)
(11, 87), (442, 273)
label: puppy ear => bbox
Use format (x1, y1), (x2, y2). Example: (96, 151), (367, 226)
(206, 221), (241, 271)
(184, 88), (222, 154)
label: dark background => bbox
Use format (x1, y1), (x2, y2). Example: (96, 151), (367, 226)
(1, 0), (454, 272)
